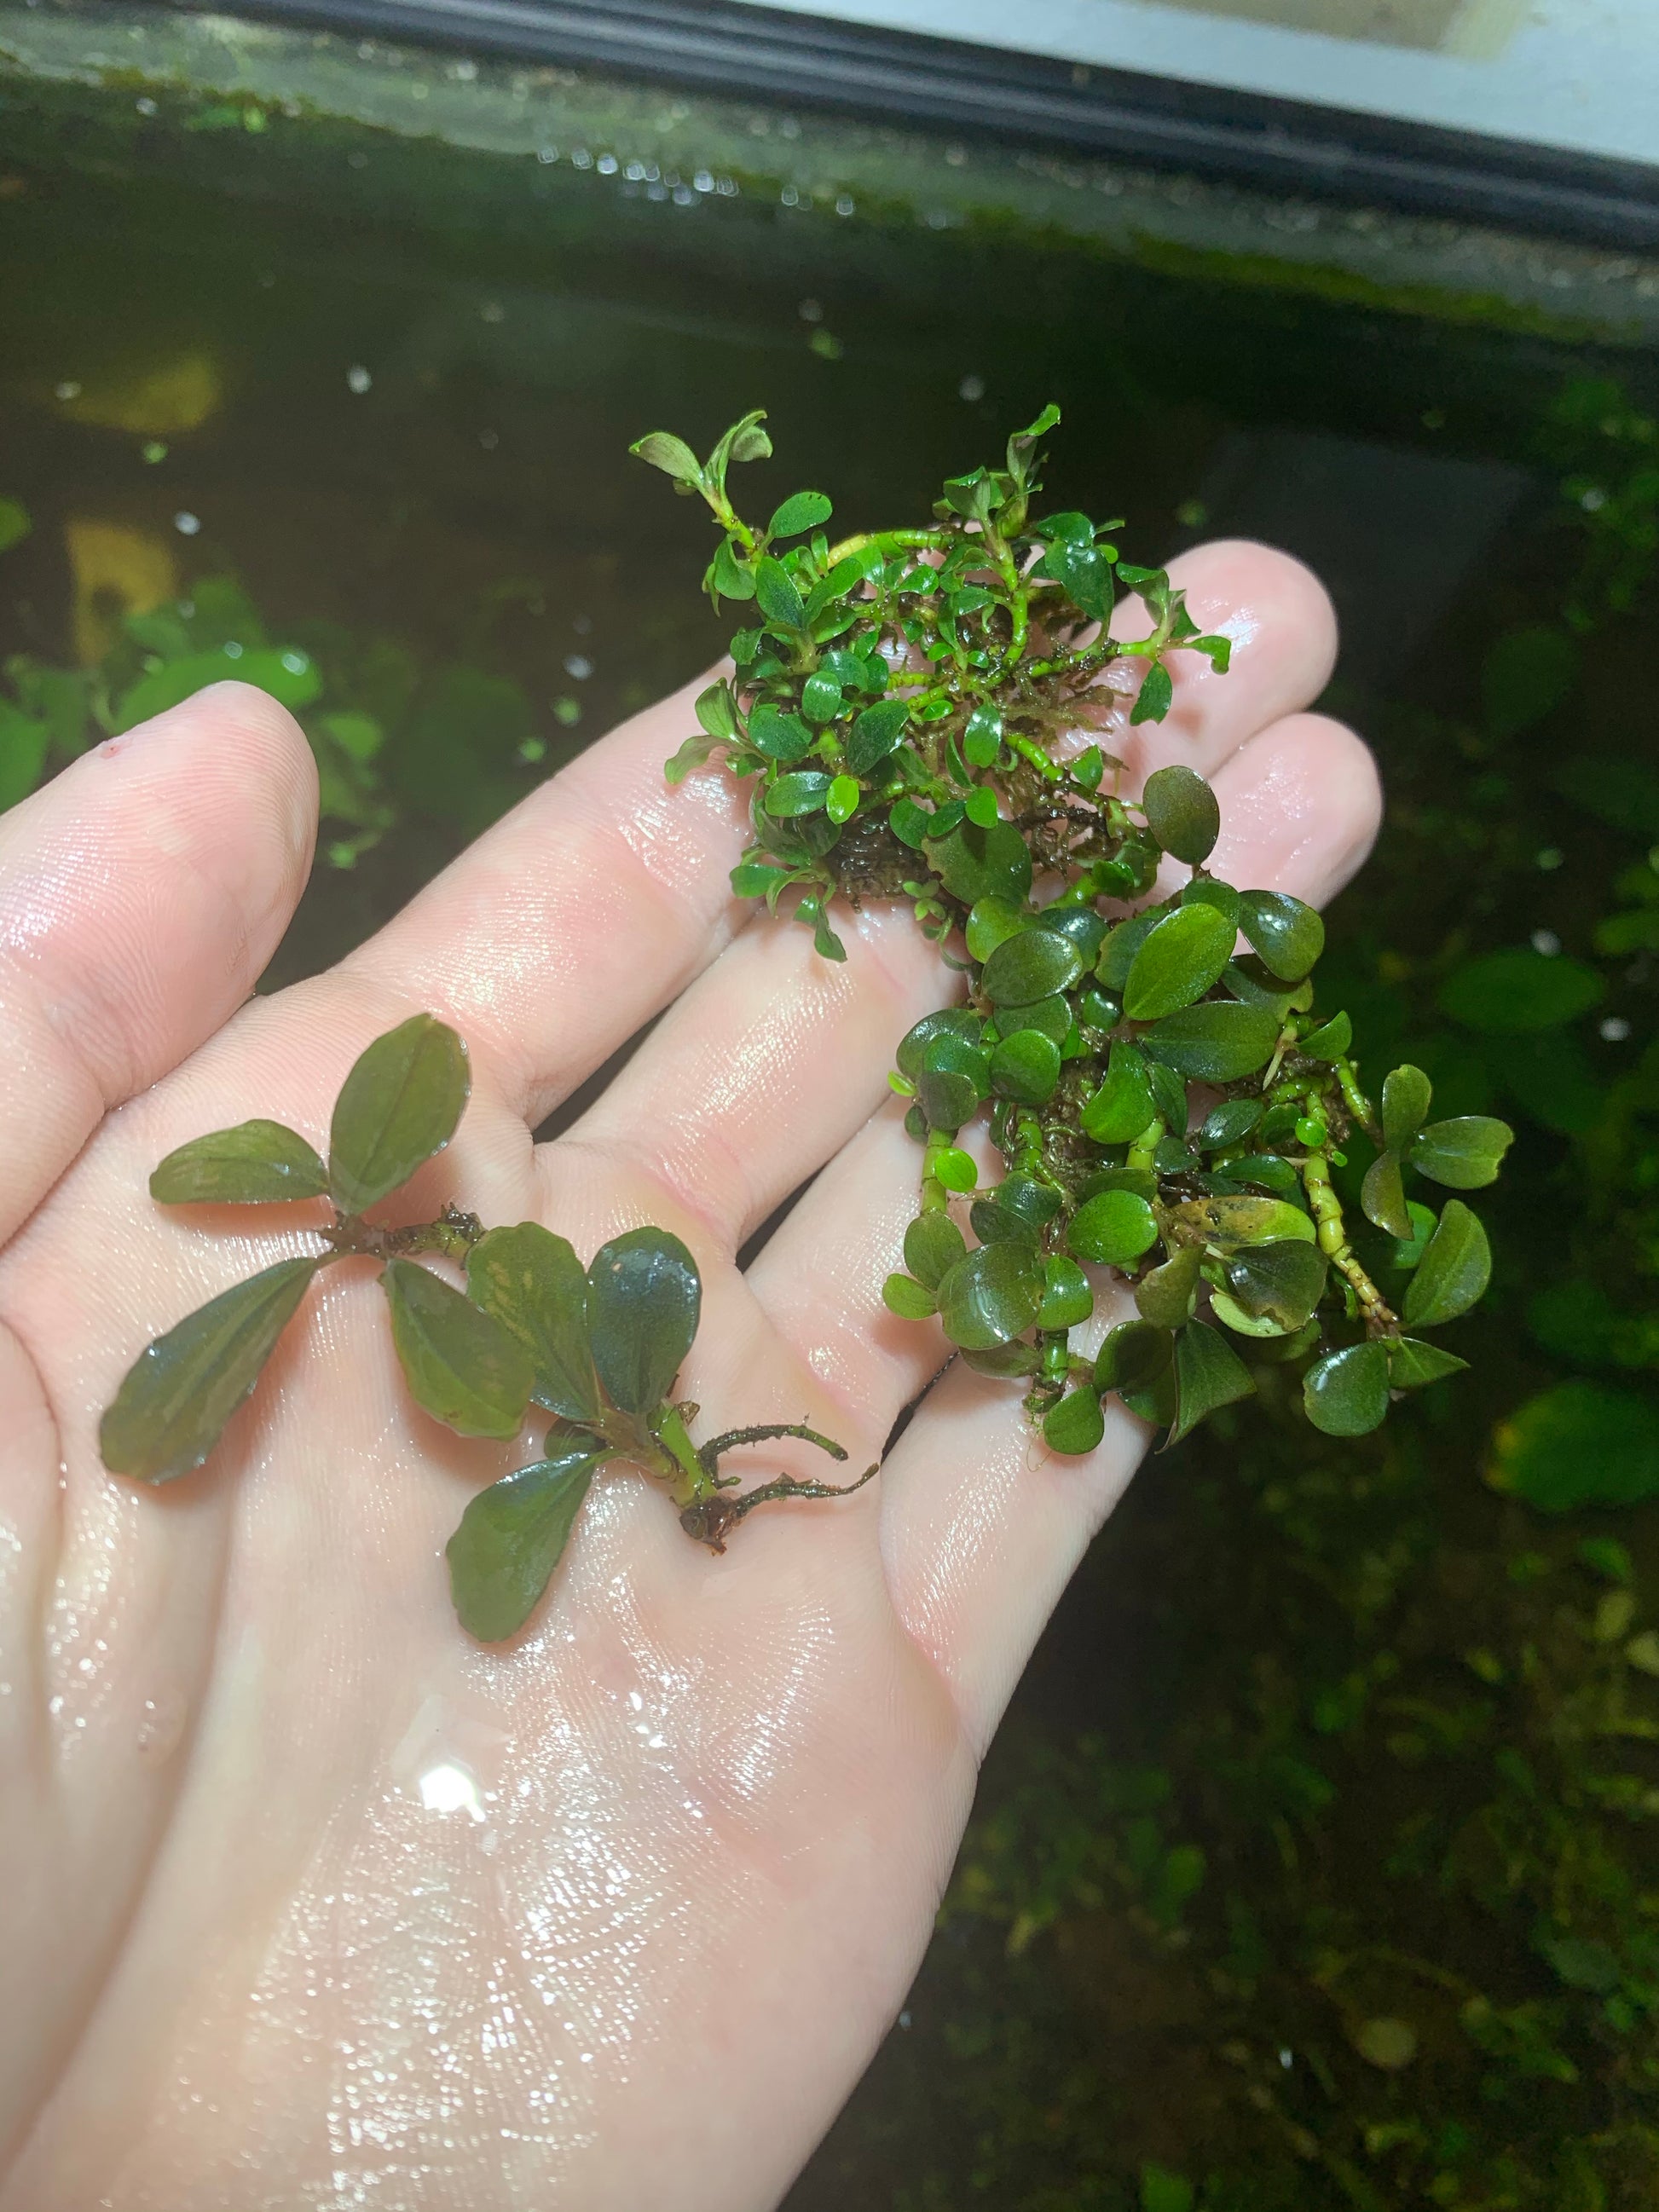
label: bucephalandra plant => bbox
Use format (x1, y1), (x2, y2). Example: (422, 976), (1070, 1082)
(633, 404), (1515, 1452)
(100, 1013), (872, 1641)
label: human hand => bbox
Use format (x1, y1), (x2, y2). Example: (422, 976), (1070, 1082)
(0, 541), (1378, 2211)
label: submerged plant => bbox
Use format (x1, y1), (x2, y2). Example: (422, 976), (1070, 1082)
(100, 1014), (871, 1639)
(633, 404), (1513, 1450)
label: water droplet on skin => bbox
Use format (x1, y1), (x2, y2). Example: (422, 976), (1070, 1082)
(137, 1690), (187, 1761)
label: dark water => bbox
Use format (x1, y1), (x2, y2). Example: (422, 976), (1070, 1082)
(4, 76), (1658, 2210)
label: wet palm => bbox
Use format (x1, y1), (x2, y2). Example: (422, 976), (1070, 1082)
(0, 542), (1378, 2211)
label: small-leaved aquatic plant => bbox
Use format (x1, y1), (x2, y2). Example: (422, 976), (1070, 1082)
(100, 1014), (871, 1639)
(632, 405), (1514, 1451)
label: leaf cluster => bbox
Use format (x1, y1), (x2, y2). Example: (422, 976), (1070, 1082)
(637, 407), (1512, 1452)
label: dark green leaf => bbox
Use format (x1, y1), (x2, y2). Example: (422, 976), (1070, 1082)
(1142, 765), (1219, 865)
(801, 672), (842, 725)
(1037, 1256), (1093, 1331)
(1098, 912), (1161, 992)
(962, 703), (1003, 766)
(990, 1028), (1061, 1105)
(1409, 1116), (1514, 1189)
(1068, 1188), (1159, 1267)
(1303, 1342), (1390, 1435)
(904, 1210), (968, 1290)
(1490, 1382), (1659, 1511)
(149, 1120), (327, 1204)
(1040, 904), (1108, 964)
(694, 680), (739, 740)
(1130, 660), (1174, 725)
(1387, 1337), (1470, 1389)
(1142, 1002), (1280, 1082)
(1168, 1320), (1254, 1446)
(587, 1227), (702, 1415)
(466, 1222), (598, 1421)
(768, 490), (833, 537)
(918, 1030), (990, 1129)
(897, 1008), (983, 1082)
(1403, 1200), (1491, 1328)
(928, 819), (1033, 904)
(980, 927), (1083, 1007)
(754, 556), (807, 632)
(709, 538), (756, 602)
(965, 897), (1028, 963)
(383, 1257), (533, 1439)
(1240, 891), (1324, 983)
(1043, 1388), (1105, 1455)
(766, 771), (831, 817)
(1199, 1098), (1262, 1151)
(846, 698), (910, 775)
(1380, 1064), (1433, 1150)
(328, 1014), (470, 1215)
(1437, 949), (1604, 1033)
(446, 1447), (600, 1642)
(1223, 1240), (1327, 1331)
(1135, 1245), (1202, 1328)
(936, 1241), (1044, 1350)
(997, 993), (1071, 1045)
(748, 702), (813, 762)
(1082, 1040), (1157, 1145)
(100, 1255), (324, 1482)
(1095, 1320), (1172, 1394)
(1147, 1061), (1189, 1135)
(1123, 904), (1234, 1021)
(1180, 876), (1240, 927)
(882, 1272), (938, 1320)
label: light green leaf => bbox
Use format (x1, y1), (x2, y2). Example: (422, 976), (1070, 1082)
(1081, 1040), (1157, 1145)
(1409, 1116), (1514, 1190)
(101, 1255), (325, 1482)
(1380, 1064), (1433, 1150)
(882, 1272), (938, 1320)
(767, 490), (833, 537)
(904, 1211), (967, 1291)
(328, 1014), (470, 1215)
(1043, 1388), (1105, 1455)
(1387, 1337), (1470, 1389)
(629, 430), (703, 486)
(447, 1447), (602, 1642)
(383, 1258), (534, 1439)
(149, 1119), (328, 1204)
(1068, 1188), (1159, 1267)
(0, 496), (31, 554)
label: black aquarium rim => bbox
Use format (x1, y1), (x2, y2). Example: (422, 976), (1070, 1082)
(166, 0), (1659, 253)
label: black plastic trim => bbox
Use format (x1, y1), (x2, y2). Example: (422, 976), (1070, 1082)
(170, 0), (1659, 250)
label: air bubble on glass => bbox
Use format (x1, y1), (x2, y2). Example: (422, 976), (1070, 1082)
(346, 364), (372, 394)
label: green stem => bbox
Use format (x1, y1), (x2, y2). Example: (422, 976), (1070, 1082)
(1300, 1152), (1396, 1331)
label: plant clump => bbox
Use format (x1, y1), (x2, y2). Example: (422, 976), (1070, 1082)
(633, 405), (1513, 1451)
(101, 1014), (871, 1640)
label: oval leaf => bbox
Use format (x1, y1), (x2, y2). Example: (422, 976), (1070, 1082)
(1165, 1196), (1315, 1250)
(101, 1255), (324, 1483)
(384, 1257), (534, 1439)
(936, 1241), (1044, 1350)
(768, 489), (833, 538)
(466, 1222), (599, 1421)
(1141, 1002), (1280, 1082)
(1037, 1255), (1094, 1331)
(1380, 1064), (1433, 1151)
(1240, 890), (1325, 982)
(587, 1227), (702, 1415)
(882, 1272), (939, 1320)
(1043, 1388), (1105, 1455)
(447, 1447), (601, 1643)
(1123, 903), (1234, 1022)
(1142, 765), (1219, 865)
(904, 1210), (968, 1291)
(1068, 1187), (1159, 1268)
(1360, 1149), (1413, 1240)
(980, 927), (1084, 1008)
(845, 697), (910, 775)
(1135, 1244), (1202, 1328)
(1403, 1200), (1492, 1328)
(1304, 1342), (1390, 1435)
(1094, 1319), (1172, 1394)
(329, 1014), (470, 1216)
(1409, 1116), (1514, 1190)
(149, 1119), (327, 1205)
(990, 1027), (1061, 1105)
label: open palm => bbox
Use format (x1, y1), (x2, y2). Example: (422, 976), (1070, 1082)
(0, 541), (1378, 2212)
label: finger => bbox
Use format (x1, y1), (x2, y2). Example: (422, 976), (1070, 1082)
(875, 710), (1383, 1748)
(542, 900), (951, 1257)
(338, 669), (753, 1131)
(1107, 540), (1339, 788)
(0, 682), (316, 1242)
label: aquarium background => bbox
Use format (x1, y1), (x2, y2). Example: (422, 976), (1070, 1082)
(3, 6), (1659, 2204)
